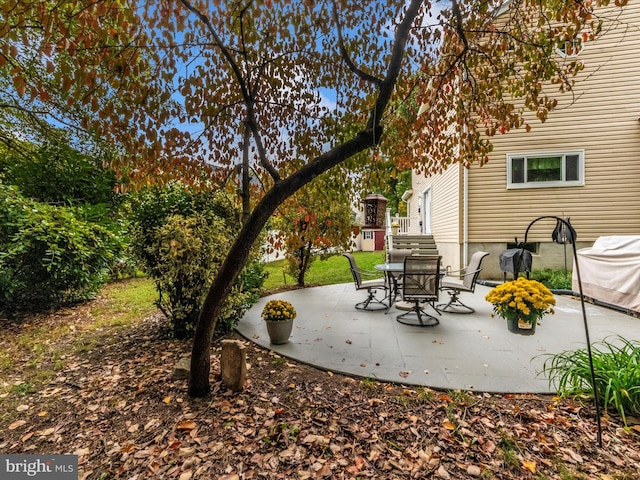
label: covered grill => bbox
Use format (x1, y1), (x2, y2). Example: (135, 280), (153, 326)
(499, 248), (532, 282)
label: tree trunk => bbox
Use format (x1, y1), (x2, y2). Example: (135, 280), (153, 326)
(241, 123), (251, 224)
(188, 129), (378, 397)
(293, 240), (313, 287)
(188, 0), (423, 396)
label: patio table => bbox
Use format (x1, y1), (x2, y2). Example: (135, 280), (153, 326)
(374, 263), (404, 311)
(376, 262), (447, 313)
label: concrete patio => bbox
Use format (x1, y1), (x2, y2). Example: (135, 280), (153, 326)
(236, 283), (640, 394)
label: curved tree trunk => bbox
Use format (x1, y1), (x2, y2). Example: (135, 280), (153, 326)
(188, 130), (379, 397)
(188, 0), (423, 397)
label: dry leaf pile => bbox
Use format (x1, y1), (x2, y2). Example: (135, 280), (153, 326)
(1, 310), (639, 479)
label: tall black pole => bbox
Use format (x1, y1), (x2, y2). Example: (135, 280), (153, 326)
(518, 216), (602, 447)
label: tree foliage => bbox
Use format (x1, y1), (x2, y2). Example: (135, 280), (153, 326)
(0, 139), (117, 206)
(1, 0), (627, 396)
(128, 183), (265, 339)
(270, 177), (354, 287)
(0, 183), (118, 313)
(0, 0), (158, 163)
(0, 139), (130, 312)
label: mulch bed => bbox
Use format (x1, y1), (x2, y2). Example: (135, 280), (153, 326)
(1, 308), (639, 479)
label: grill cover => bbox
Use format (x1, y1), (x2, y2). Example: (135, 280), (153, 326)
(574, 236), (640, 313)
(499, 248), (533, 277)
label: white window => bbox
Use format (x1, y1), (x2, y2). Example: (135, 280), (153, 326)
(363, 231), (374, 240)
(556, 37), (582, 57)
(507, 151), (584, 189)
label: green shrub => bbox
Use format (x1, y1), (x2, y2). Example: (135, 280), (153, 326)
(530, 268), (573, 291)
(541, 336), (640, 425)
(129, 183), (265, 339)
(0, 142), (116, 206)
(0, 183), (118, 312)
(0, 140), (135, 281)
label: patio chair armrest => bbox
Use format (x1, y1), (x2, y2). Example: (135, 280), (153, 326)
(358, 269), (385, 280)
(445, 267), (481, 279)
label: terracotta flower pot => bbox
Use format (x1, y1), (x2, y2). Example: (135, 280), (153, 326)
(265, 319), (294, 344)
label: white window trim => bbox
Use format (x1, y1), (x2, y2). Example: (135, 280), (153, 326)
(507, 150), (585, 189)
(555, 37), (583, 58)
(421, 188), (432, 235)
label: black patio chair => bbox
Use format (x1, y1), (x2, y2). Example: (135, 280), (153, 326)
(343, 253), (388, 311)
(396, 255), (441, 326)
(388, 248), (413, 263)
(386, 248), (412, 294)
(437, 251), (489, 314)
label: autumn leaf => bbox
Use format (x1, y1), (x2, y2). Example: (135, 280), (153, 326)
(561, 447), (583, 463)
(127, 423), (139, 433)
(12, 75), (26, 97)
(481, 439), (497, 454)
(177, 420), (196, 431)
(442, 419), (456, 431)
(467, 465), (482, 477)
(522, 460), (536, 473)
(346, 454), (365, 474)
(118, 443), (136, 454)
(178, 470), (192, 480)
(9, 420), (26, 430)
(437, 465), (451, 479)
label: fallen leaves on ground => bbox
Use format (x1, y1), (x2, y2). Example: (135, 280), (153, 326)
(0, 310), (639, 480)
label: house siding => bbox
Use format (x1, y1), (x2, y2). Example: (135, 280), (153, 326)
(468, 2), (640, 246)
(411, 3), (640, 278)
(408, 163), (463, 270)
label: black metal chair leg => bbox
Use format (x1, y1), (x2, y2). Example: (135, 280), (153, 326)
(437, 292), (475, 314)
(397, 303), (439, 327)
(356, 290), (387, 311)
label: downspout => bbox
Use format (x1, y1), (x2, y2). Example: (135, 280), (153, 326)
(463, 165), (469, 267)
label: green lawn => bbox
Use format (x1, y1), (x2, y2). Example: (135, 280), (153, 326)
(262, 251), (386, 291)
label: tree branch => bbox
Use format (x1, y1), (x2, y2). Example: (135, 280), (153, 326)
(368, 0), (424, 138)
(177, 0), (281, 182)
(331, 0), (383, 87)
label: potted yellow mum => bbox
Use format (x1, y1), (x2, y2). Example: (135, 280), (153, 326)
(261, 299), (296, 344)
(485, 277), (556, 335)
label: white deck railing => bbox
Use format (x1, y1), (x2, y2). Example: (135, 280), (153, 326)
(386, 208), (411, 235)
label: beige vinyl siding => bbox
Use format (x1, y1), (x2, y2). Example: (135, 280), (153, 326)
(408, 174), (429, 234)
(408, 163), (463, 270)
(468, 2), (640, 243)
(430, 163), (462, 243)
(410, 163), (462, 241)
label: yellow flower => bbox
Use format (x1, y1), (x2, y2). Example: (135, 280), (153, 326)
(485, 278), (555, 324)
(262, 299), (296, 322)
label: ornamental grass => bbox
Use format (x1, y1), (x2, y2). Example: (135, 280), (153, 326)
(541, 336), (640, 425)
